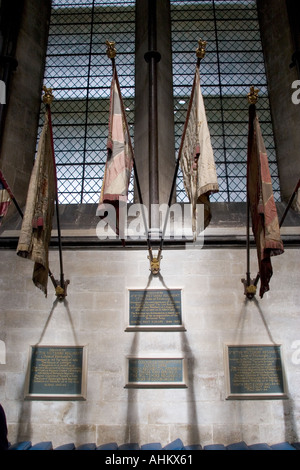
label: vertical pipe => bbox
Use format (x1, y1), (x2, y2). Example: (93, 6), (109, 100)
(144, 0), (161, 229)
(286, 0), (300, 78)
(0, 0), (24, 145)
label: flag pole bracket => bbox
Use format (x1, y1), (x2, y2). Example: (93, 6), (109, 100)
(55, 279), (70, 301)
(148, 248), (162, 276)
(241, 278), (257, 300)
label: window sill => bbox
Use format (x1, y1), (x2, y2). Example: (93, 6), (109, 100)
(1, 202), (299, 249)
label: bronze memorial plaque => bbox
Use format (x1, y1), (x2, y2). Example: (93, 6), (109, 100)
(25, 345), (87, 400)
(126, 358), (187, 388)
(225, 344), (287, 399)
(128, 289), (184, 330)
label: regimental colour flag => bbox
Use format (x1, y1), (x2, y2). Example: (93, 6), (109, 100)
(247, 104), (284, 298)
(96, 66), (133, 241)
(0, 170), (12, 226)
(179, 65), (219, 240)
(17, 109), (57, 296)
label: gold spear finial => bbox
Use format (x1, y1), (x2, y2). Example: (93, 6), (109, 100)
(196, 38), (207, 60)
(247, 86), (259, 105)
(106, 40), (117, 59)
(42, 86), (54, 105)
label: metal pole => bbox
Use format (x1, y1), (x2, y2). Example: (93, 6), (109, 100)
(46, 103), (65, 292)
(245, 101), (256, 289)
(144, 0), (161, 230)
(43, 86), (69, 299)
(246, 192), (251, 286)
(241, 87), (259, 299)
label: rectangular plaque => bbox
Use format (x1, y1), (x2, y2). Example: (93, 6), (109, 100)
(225, 344), (287, 399)
(127, 289), (185, 331)
(126, 357), (187, 388)
(25, 345), (87, 400)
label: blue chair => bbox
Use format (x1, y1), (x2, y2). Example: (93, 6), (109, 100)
(163, 438), (184, 450)
(29, 441), (53, 450)
(291, 442), (300, 450)
(248, 443), (272, 450)
(118, 443), (140, 450)
(183, 444), (202, 450)
(141, 443), (162, 450)
(226, 441), (249, 450)
(271, 442), (296, 450)
(96, 442), (118, 450)
(76, 443), (96, 450)
(204, 444), (226, 450)
(55, 443), (75, 450)
(8, 441), (32, 450)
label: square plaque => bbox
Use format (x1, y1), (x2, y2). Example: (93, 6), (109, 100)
(125, 357), (187, 388)
(126, 288), (185, 331)
(25, 345), (87, 400)
(224, 344), (288, 400)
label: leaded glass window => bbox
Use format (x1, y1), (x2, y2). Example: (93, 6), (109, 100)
(171, 0), (280, 203)
(42, 0), (280, 205)
(43, 0), (135, 204)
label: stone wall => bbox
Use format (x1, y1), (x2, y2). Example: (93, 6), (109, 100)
(0, 243), (299, 447)
(0, 0), (300, 450)
(0, 0), (51, 209)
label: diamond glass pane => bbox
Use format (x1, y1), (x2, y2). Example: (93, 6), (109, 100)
(40, 0), (135, 204)
(171, 0), (280, 203)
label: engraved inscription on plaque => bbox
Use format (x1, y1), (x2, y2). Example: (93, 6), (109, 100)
(225, 345), (287, 399)
(128, 289), (184, 330)
(25, 346), (87, 400)
(126, 358), (187, 388)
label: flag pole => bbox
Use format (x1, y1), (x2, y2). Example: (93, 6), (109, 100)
(155, 39), (207, 270)
(42, 86), (69, 300)
(105, 41), (153, 261)
(0, 169), (59, 291)
(241, 86), (259, 299)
